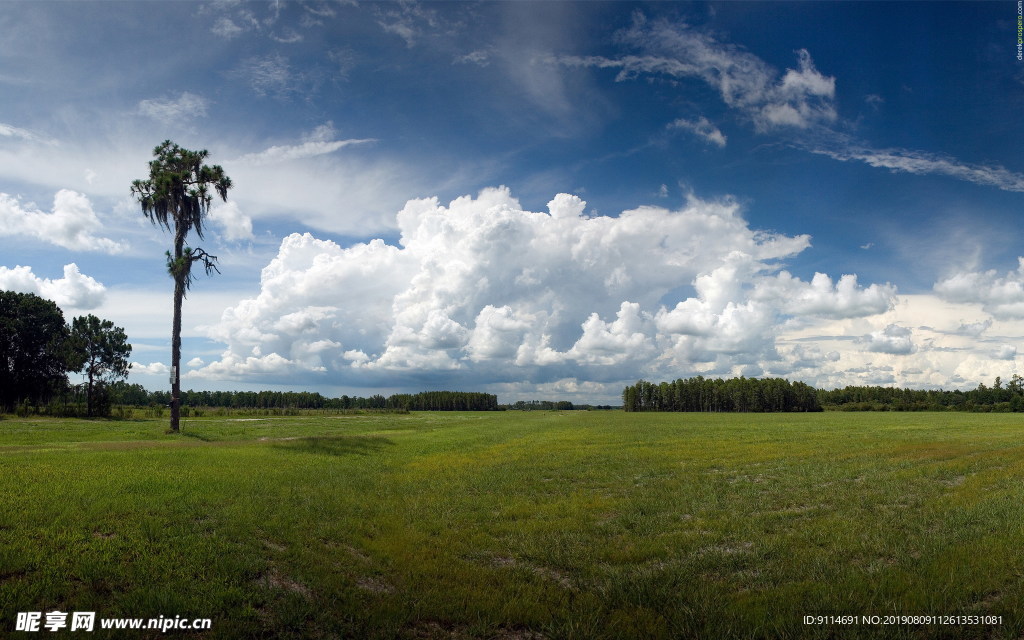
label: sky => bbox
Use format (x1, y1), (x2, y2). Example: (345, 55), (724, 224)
(1, 1), (1023, 404)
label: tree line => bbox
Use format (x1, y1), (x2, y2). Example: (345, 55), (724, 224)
(817, 376), (1024, 412)
(108, 383), (498, 412)
(623, 374), (1024, 413)
(1, 291), (131, 416)
(622, 377), (822, 412)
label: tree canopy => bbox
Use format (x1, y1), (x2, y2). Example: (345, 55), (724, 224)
(0, 291), (71, 411)
(623, 376), (822, 412)
(69, 314), (132, 416)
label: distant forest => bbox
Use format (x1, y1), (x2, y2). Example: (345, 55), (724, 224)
(109, 384), (499, 412)
(624, 375), (1024, 413)
(623, 377), (821, 412)
(817, 375), (1024, 412)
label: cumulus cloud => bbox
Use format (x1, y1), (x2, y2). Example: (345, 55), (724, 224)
(0, 190), (123, 253)
(756, 271), (896, 319)
(993, 344), (1017, 360)
(196, 231), (416, 380)
(0, 263), (106, 309)
(956, 318), (992, 337)
(934, 258), (1024, 319)
(668, 116), (727, 147)
(209, 201), (254, 241)
(863, 324), (915, 355)
(137, 92), (209, 125)
(197, 187), (894, 388)
(131, 362), (170, 375)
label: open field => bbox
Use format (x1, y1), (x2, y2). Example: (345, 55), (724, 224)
(2, 411), (1024, 639)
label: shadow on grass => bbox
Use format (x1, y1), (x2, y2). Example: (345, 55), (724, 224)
(271, 435), (395, 457)
(180, 431), (216, 442)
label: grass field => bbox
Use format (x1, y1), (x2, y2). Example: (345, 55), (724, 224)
(2, 411), (1024, 639)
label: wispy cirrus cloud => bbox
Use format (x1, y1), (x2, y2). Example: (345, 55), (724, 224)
(233, 135), (376, 165)
(0, 122), (56, 145)
(809, 145), (1024, 193)
(668, 116), (727, 147)
(234, 53), (296, 97)
(137, 91), (209, 125)
(553, 14), (1024, 196)
(554, 16), (837, 132)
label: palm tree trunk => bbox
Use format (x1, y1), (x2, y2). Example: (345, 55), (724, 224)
(170, 274), (184, 433)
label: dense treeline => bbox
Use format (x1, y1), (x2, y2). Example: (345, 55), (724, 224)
(107, 383), (498, 412)
(818, 375), (1024, 412)
(622, 374), (1024, 413)
(385, 391), (498, 411)
(623, 377), (821, 412)
(501, 400), (616, 411)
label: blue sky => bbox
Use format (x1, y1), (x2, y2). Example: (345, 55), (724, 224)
(2, 1), (1023, 403)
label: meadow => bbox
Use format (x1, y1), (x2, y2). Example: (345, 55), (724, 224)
(2, 410), (1024, 639)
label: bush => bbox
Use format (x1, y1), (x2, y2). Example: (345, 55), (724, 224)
(16, 401), (32, 418)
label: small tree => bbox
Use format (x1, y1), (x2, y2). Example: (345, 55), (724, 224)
(131, 140), (232, 432)
(69, 314), (132, 417)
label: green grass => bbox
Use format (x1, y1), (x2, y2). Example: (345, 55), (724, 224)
(2, 411), (1024, 638)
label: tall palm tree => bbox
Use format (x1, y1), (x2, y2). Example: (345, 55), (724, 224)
(131, 140), (232, 432)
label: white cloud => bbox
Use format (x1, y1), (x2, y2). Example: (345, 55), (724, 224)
(934, 258), (1024, 319)
(235, 53), (295, 97)
(863, 324), (915, 355)
(131, 362), (170, 375)
(375, 1), (439, 48)
(956, 318), (992, 337)
(197, 187), (898, 390)
(812, 146), (1024, 194)
(456, 50), (490, 66)
(209, 201), (254, 241)
(196, 231), (416, 380)
(0, 122), (55, 145)
(212, 16), (244, 39)
(756, 271), (896, 319)
(233, 137), (374, 166)
(219, 128), (412, 236)
(0, 263), (106, 310)
(556, 16), (1021, 196)
(0, 124), (417, 239)
(773, 294), (1024, 391)
(557, 18), (836, 131)
(137, 92), (209, 125)
(668, 116), (727, 147)
(0, 190), (124, 253)
(994, 344), (1017, 361)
